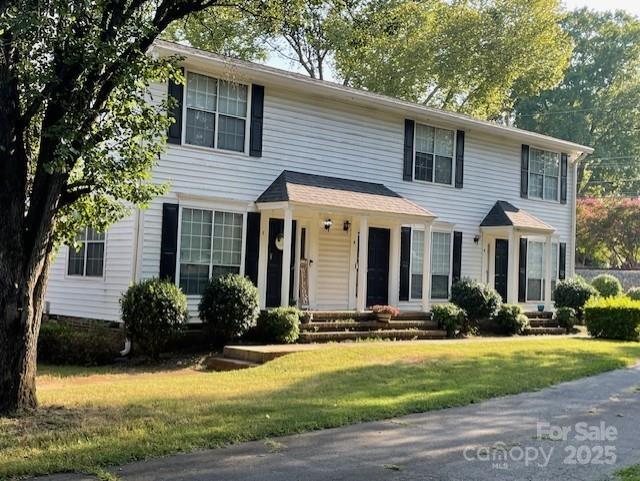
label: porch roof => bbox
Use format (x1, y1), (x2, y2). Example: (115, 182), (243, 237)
(257, 171), (435, 218)
(480, 200), (554, 233)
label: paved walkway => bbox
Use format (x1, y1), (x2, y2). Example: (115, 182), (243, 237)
(39, 364), (640, 481)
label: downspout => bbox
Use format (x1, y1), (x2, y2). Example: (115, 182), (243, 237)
(571, 152), (589, 278)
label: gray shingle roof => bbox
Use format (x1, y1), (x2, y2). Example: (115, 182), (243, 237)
(480, 201), (554, 232)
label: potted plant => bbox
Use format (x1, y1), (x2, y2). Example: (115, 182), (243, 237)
(371, 305), (400, 323)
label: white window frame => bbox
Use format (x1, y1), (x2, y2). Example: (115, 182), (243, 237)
(65, 227), (107, 279)
(525, 238), (561, 302)
(528, 147), (560, 202)
(176, 204), (247, 296)
(412, 122), (456, 187)
(408, 226), (454, 301)
(181, 69), (252, 155)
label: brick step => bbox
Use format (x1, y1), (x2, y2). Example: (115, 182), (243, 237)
(392, 311), (433, 321)
(523, 326), (567, 336)
(301, 320), (439, 332)
(222, 346), (291, 364)
(204, 356), (259, 371)
(524, 311), (553, 319)
(307, 311), (432, 322)
(299, 329), (447, 343)
(528, 318), (560, 328)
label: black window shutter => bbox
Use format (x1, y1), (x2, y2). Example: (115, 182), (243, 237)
(244, 212), (261, 286)
(167, 70), (184, 145)
(452, 231), (463, 282)
(559, 242), (567, 280)
(560, 153), (568, 204)
(521, 144), (529, 199)
(160, 203), (179, 282)
(455, 130), (465, 189)
(249, 84), (265, 157)
(399, 227), (411, 301)
(403, 119), (415, 181)
(518, 237), (528, 302)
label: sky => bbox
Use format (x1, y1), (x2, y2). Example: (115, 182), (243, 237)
(563, 0), (640, 16)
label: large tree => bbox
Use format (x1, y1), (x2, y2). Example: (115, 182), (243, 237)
(0, 0), (281, 415)
(513, 9), (640, 196)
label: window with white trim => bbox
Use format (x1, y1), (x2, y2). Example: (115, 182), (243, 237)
(410, 230), (424, 299)
(185, 72), (248, 152)
(414, 123), (455, 185)
(179, 208), (243, 295)
(410, 230), (451, 300)
(528, 148), (560, 201)
(526, 240), (544, 301)
(67, 227), (105, 277)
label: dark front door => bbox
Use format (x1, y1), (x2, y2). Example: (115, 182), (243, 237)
(494, 238), (509, 302)
(366, 227), (390, 307)
(266, 218), (297, 308)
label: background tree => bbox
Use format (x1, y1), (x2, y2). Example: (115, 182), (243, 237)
(0, 0), (283, 415)
(513, 9), (640, 196)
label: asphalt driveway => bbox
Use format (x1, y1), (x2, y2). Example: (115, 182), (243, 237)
(38, 364), (640, 481)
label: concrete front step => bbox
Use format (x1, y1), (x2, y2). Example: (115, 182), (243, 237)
(204, 356), (259, 371)
(523, 326), (567, 336)
(301, 320), (439, 332)
(299, 329), (447, 343)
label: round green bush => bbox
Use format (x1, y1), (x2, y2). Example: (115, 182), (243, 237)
(493, 304), (529, 335)
(199, 273), (259, 345)
(554, 307), (576, 333)
(120, 278), (188, 359)
(431, 303), (465, 338)
(591, 274), (622, 298)
(553, 277), (597, 319)
(256, 307), (301, 344)
(627, 287), (640, 301)
(450, 278), (502, 329)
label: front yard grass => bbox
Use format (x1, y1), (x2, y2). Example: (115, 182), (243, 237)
(2, 338), (640, 479)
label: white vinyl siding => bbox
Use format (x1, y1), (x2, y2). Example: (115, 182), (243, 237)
(317, 223), (351, 310)
(414, 123), (454, 185)
(528, 148), (560, 201)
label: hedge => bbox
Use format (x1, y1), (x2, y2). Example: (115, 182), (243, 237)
(584, 296), (640, 341)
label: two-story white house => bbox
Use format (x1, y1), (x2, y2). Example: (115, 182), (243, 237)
(44, 40), (593, 322)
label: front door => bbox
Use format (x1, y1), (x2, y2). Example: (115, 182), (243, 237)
(366, 227), (390, 307)
(494, 238), (509, 302)
(266, 218), (296, 308)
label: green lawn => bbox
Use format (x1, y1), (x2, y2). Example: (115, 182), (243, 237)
(618, 465), (640, 481)
(2, 338), (640, 479)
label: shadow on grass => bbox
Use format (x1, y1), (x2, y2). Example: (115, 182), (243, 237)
(4, 340), (640, 479)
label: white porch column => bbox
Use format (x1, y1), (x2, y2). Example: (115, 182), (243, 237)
(356, 216), (369, 312)
(281, 207), (293, 307)
(257, 212), (269, 310)
(507, 229), (517, 304)
(308, 213), (320, 309)
(293, 221), (302, 306)
(544, 233), (553, 310)
(388, 223), (401, 307)
(421, 222), (432, 312)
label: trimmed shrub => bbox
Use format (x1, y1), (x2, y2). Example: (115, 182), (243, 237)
(553, 277), (597, 319)
(584, 296), (640, 341)
(450, 278), (502, 333)
(199, 273), (259, 345)
(38, 320), (122, 365)
(627, 287), (640, 301)
(555, 307), (577, 333)
(493, 304), (529, 335)
(431, 303), (465, 338)
(121, 278), (189, 359)
(256, 307), (302, 344)
(591, 274), (623, 298)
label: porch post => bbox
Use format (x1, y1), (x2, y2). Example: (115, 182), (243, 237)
(544, 233), (553, 310)
(257, 212), (269, 310)
(388, 223), (401, 307)
(507, 228), (517, 304)
(421, 222), (432, 312)
(281, 207), (293, 307)
(356, 216), (369, 312)
(308, 213), (319, 309)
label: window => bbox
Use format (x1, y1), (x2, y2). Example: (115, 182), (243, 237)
(185, 72), (248, 152)
(67, 227), (105, 277)
(526, 241), (544, 301)
(528, 148), (560, 201)
(409, 229), (451, 300)
(179, 207), (243, 295)
(431, 232), (451, 299)
(414, 123), (454, 185)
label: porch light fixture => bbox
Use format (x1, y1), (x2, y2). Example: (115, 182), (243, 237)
(474, 235), (480, 244)
(343, 220), (351, 231)
(323, 218), (333, 231)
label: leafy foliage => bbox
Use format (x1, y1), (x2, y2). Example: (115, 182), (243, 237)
(627, 287), (640, 301)
(553, 277), (597, 319)
(555, 307), (577, 333)
(256, 307), (302, 344)
(450, 278), (502, 322)
(120, 278), (189, 359)
(199, 274), (260, 345)
(493, 304), (529, 336)
(591, 274), (623, 298)
(431, 303), (465, 338)
(585, 296), (640, 341)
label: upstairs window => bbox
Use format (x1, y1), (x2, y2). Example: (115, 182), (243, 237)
(414, 124), (455, 185)
(528, 148), (560, 201)
(67, 227), (105, 277)
(185, 72), (248, 152)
